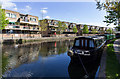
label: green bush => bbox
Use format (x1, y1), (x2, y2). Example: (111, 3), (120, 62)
(82, 25), (89, 34)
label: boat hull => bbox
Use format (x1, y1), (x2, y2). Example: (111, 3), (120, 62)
(68, 48), (103, 64)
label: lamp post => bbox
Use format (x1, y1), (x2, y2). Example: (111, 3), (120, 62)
(41, 9), (44, 20)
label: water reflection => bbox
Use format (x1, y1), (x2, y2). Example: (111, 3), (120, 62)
(2, 40), (74, 77)
(2, 40), (100, 78)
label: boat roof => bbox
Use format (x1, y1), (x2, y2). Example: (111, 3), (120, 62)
(75, 36), (104, 40)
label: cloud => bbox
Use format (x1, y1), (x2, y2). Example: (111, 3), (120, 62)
(40, 7), (48, 14)
(0, 0), (17, 11)
(45, 16), (50, 19)
(41, 7), (48, 9)
(40, 9), (47, 14)
(14, 7), (17, 11)
(21, 5), (32, 14)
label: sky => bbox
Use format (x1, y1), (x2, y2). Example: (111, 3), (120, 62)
(0, 0), (115, 28)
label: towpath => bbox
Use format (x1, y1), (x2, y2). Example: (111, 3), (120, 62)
(114, 39), (120, 64)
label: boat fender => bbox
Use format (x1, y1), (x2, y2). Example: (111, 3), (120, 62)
(67, 50), (74, 56)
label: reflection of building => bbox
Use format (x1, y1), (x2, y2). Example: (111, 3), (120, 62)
(2, 44), (40, 70)
(2, 40), (74, 71)
(2, 9), (40, 34)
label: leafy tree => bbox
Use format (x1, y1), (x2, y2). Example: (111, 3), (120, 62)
(62, 22), (67, 32)
(0, 6), (9, 30)
(39, 19), (48, 36)
(96, 1), (120, 29)
(57, 21), (66, 34)
(83, 25), (89, 34)
(106, 28), (113, 34)
(91, 29), (98, 34)
(72, 25), (78, 33)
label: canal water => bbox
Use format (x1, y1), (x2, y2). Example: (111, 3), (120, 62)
(2, 40), (101, 79)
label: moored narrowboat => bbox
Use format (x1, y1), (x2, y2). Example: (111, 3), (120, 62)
(67, 36), (106, 63)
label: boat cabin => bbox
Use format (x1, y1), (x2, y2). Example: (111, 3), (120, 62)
(73, 36), (105, 50)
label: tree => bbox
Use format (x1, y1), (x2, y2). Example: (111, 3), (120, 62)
(62, 22), (67, 32)
(0, 6), (9, 30)
(106, 28), (113, 34)
(72, 25), (78, 33)
(96, 1), (120, 29)
(39, 19), (48, 36)
(57, 21), (66, 34)
(82, 25), (89, 34)
(91, 29), (98, 34)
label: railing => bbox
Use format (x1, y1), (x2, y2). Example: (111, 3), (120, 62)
(0, 34), (41, 40)
(5, 25), (39, 31)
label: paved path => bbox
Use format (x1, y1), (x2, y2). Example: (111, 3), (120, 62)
(98, 46), (107, 79)
(114, 39), (120, 64)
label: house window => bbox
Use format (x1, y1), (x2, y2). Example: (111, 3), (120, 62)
(30, 17), (36, 22)
(6, 13), (10, 17)
(11, 14), (16, 18)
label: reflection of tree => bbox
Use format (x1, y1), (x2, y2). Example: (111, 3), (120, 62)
(2, 53), (8, 74)
(39, 40), (74, 57)
(2, 44), (40, 74)
(2, 40), (74, 75)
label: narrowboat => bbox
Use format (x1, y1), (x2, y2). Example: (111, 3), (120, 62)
(67, 36), (106, 63)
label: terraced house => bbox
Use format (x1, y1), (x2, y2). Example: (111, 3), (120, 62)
(2, 9), (41, 38)
(39, 19), (77, 36)
(40, 19), (114, 36)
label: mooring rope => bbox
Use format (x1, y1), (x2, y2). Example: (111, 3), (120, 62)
(78, 55), (90, 79)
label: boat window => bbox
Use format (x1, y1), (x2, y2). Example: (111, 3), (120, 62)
(96, 40), (99, 47)
(85, 40), (87, 47)
(75, 40), (80, 46)
(89, 40), (94, 48)
(82, 40), (83, 47)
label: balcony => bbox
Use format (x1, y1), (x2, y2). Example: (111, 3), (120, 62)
(23, 26), (30, 30)
(5, 25), (21, 30)
(49, 24), (58, 27)
(19, 18), (30, 24)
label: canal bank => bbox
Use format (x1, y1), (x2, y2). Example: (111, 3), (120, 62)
(0, 36), (78, 44)
(0, 34), (100, 44)
(98, 39), (120, 79)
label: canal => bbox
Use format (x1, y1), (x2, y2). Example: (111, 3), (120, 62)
(2, 40), (101, 79)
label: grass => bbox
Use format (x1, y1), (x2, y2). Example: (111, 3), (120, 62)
(106, 39), (120, 79)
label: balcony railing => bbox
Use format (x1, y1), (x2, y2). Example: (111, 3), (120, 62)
(5, 25), (39, 31)
(5, 25), (20, 30)
(49, 24), (58, 27)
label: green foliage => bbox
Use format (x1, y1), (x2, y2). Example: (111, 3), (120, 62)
(106, 40), (120, 79)
(82, 25), (89, 34)
(106, 28), (113, 34)
(0, 6), (9, 30)
(96, 1), (120, 28)
(57, 21), (67, 34)
(62, 22), (67, 31)
(39, 19), (48, 31)
(91, 29), (98, 34)
(2, 53), (8, 74)
(72, 25), (78, 33)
